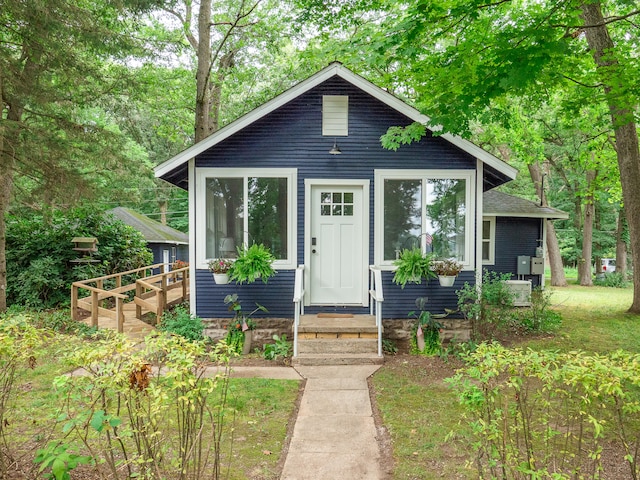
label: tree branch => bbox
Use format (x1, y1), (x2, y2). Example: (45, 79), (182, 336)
(561, 74), (603, 89)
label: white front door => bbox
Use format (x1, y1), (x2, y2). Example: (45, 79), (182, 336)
(309, 184), (366, 305)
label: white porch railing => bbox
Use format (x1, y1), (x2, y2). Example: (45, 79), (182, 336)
(369, 265), (384, 357)
(292, 264), (305, 357)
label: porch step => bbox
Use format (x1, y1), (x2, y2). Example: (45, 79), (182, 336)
(297, 338), (378, 355)
(293, 314), (384, 366)
(293, 353), (384, 366)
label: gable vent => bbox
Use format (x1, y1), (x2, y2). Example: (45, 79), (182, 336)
(322, 95), (348, 136)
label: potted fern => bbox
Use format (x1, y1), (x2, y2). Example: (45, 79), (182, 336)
(392, 247), (437, 288)
(228, 243), (276, 284)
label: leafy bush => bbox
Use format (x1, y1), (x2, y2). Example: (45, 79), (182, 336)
(513, 288), (562, 333)
(54, 333), (235, 479)
(6, 207), (152, 309)
(261, 334), (292, 362)
(595, 271), (630, 288)
(448, 343), (640, 479)
(157, 304), (205, 342)
(456, 270), (515, 340)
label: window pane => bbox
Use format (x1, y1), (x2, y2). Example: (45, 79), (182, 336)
(482, 241), (490, 261)
(205, 178), (243, 259)
(248, 177), (288, 260)
(483, 219), (491, 239)
(383, 179), (422, 261)
(425, 179), (466, 261)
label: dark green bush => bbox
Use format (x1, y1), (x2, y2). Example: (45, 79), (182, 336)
(595, 271), (630, 288)
(6, 207), (152, 309)
(158, 304), (205, 342)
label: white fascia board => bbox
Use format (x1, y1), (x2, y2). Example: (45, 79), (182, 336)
(484, 211), (569, 220)
(155, 62), (518, 181)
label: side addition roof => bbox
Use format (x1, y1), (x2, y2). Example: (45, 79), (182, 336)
(155, 62), (518, 188)
(108, 207), (189, 245)
(483, 190), (569, 220)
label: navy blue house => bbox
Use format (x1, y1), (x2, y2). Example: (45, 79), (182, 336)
(155, 63), (563, 324)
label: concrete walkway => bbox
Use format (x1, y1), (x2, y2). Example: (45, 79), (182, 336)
(280, 365), (384, 480)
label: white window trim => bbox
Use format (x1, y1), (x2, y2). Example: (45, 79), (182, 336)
(482, 216), (496, 265)
(195, 167), (297, 270)
(374, 169), (476, 270)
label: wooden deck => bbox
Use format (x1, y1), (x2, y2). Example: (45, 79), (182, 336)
(73, 263), (189, 340)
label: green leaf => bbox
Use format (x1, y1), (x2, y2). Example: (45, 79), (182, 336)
(90, 410), (105, 432)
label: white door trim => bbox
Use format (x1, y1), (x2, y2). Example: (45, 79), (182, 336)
(304, 179), (370, 307)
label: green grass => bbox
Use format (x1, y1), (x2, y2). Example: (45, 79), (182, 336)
(523, 284), (640, 353)
(374, 282), (640, 479)
(372, 362), (474, 480)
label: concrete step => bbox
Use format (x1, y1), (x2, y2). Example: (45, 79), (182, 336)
(298, 314), (379, 335)
(292, 353), (384, 366)
(297, 338), (378, 355)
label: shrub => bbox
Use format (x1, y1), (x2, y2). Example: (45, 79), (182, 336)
(0, 315), (45, 476)
(157, 304), (205, 342)
(53, 333), (235, 479)
(456, 270), (515, 341)
(6, 207), (152, 309)
(595, 271), (630, 288)
(514, 288), (562, 333)
(448, 344), (640, 479)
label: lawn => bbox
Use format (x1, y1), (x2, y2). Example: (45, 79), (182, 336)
(372, 283), (640, 479)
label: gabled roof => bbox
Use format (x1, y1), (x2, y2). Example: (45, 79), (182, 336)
(155, 62), (518, 183)
(108, 207), (188, 244)
(483, 190), (569, 219)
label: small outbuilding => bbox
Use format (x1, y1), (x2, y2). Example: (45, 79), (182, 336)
(108, 207), (189, 266)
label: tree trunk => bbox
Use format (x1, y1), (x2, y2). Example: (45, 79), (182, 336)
(579, 169), (595, 286)
(616, 208), (628, 279)
(528, 163), (567, 286)
(546, 221), (567, 286)
(0, 90), (21, 312)
(581, 1), (640, 312)
(159, 199), (168, 226)
(194, 0), (213, 143)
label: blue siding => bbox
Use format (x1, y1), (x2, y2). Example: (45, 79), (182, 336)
(149, 243), (189, 265)
(487, 217), (543, 287)
(196, 270), (296, 318)
(195, 77), (479, 319)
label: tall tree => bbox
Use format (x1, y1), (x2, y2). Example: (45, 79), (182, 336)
(0, 0), (160, 311)
(161, 0), (295, 139)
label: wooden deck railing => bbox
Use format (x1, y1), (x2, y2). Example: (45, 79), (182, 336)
(71, 263), (189, 332)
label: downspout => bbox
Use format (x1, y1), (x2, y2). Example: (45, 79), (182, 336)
(189, 158), (197, 316)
